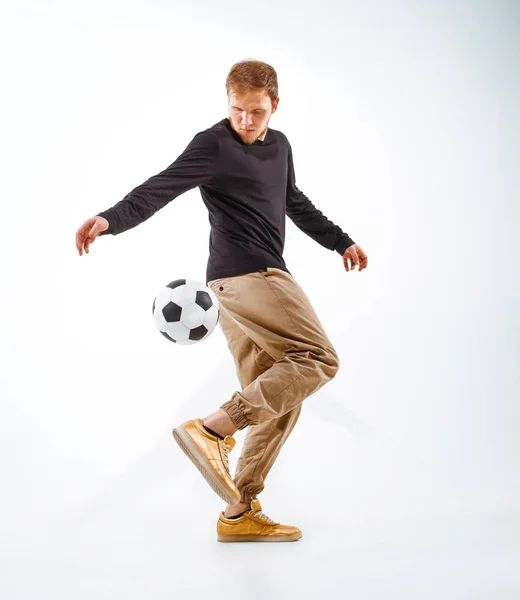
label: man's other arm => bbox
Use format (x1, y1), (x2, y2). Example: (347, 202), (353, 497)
(285, 142), (355, 256)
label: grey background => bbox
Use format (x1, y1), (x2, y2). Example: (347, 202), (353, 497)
(0, 0), (518, 598)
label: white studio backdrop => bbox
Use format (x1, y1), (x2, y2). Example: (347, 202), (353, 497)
(0, 0), (518, 598)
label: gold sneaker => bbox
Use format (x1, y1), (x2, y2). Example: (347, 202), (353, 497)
(217, 498), (303, 543)
(172, 418), (241, 505)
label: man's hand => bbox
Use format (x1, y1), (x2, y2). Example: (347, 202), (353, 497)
(75, 216), (109, 256)
(343, 244), (368, 272)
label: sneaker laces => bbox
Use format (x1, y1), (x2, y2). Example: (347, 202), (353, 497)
(252, 510), (276, 524)
(220, 441), (231, 474)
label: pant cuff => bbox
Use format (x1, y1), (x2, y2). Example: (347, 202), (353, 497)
(220, 394), (249, 430)
(239, 487), (262, 504)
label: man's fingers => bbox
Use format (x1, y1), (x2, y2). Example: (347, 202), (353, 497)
(84, 223), (102, 254)
(343, 245), (368, 273)
(343, 246), (368, 272)
(76, 230), (87, 255)
(76, 217), (103, 256)
(350, 249), (359, 269)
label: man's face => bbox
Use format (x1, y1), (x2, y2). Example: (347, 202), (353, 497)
(227, 89), (279, 145)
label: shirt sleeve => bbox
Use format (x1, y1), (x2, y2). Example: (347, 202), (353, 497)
(285, 142), (355, 255)
(97, 129), (219, 236)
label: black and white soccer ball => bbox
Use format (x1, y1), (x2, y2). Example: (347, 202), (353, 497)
(152, 278), (219, 345)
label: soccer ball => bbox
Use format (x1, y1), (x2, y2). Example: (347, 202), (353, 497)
(152, 278), (219, 345)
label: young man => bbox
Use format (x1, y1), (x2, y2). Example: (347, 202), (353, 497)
(75, 59), (368, 543)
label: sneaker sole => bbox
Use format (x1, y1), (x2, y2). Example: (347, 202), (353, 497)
(217, 533), (302, 543)
(172, 426), (240, 505)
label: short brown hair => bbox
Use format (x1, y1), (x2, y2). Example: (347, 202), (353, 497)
(226, 59), (279, 105)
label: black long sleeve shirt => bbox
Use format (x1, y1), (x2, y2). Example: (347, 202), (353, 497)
(97, 117), (355, 284)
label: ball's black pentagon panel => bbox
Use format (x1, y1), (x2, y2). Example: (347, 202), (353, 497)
(162, 301), (182, 322)
(166, 279), (186, 290)
(160, 331), (177, 343)
(152, 298), (156, 315)
(189, 325), (208, 341)
(195, 290), (213, 311)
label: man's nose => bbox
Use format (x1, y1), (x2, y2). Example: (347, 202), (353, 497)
(241, 113), (254, 125)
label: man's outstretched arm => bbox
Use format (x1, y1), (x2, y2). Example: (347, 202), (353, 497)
(75, 130), (219, 255)
(97, 130), (219, 236)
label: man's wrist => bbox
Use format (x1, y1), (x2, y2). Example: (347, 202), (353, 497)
(96, 212), (113, 236)
(335, 235), (356, 256)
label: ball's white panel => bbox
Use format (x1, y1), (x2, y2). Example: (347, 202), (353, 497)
(202, 305), (219, 333)
(153, 309), (168, 331)
(154, 287), (173, 311)
(180, 304), (205, 329)
(164, 320), (190, 342)
(170, 284), (196, 308)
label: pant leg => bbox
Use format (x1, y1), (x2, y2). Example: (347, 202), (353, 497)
(208, 268), (339, 503)
(234, 405), (302, 503)
(215, 306), (302, 503)
(208, 268), (340, 430)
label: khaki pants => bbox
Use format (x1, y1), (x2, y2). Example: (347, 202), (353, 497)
(207, 268), (339, 504)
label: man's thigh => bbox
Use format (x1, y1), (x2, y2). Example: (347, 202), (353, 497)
(208, 268), (336, 360)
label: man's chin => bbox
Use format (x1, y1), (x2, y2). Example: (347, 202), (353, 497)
(240, 134), (256, 145)
(229, 121), (263, 144)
